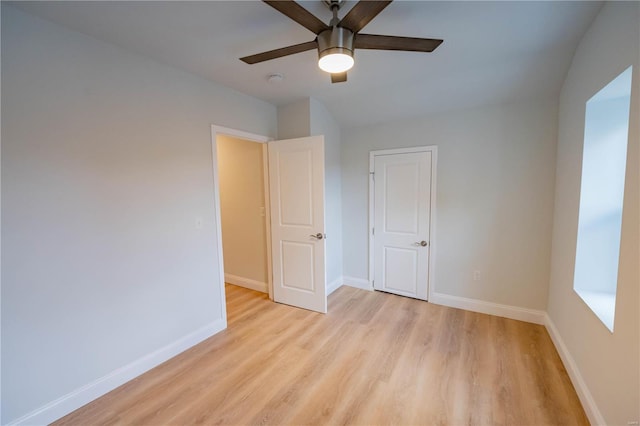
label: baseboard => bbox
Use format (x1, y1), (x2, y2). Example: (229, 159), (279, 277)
(429, 292), (546, 325)
(544, 313), (605, 426)
(224, 273), (268, 293)
(8, 318), (226, 426)
(342, 276), (373, 291)
(327, 277), (343, 295)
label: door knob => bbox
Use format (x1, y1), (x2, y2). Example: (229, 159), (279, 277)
(310, 233), (324, 240)
(414, 240), (428, 247)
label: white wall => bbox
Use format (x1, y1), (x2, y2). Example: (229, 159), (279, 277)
(547, 2), (639, 424)
(341, 99), (558, 310)
(217, 135), (268, 287)
(277, 98), (344, 289)
(309, 98), (343, 288)
(277, 100), (310, 141)
(0, 4), (3, 422)
(1, 6), (276, 424)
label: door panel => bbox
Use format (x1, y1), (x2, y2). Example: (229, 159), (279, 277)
(281, 241), (315, 292)
(383, 247), (418, 295)
(269, 136), (326, 313)
(384, 163), (420, 234)
(373, 151), (432, 300)
(277, 150), (313, 226)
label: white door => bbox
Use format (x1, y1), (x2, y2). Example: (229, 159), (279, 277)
(268, 136), (327, 313)
(372, 149), (434, 300)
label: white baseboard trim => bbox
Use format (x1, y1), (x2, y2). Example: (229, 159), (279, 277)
(544, 313), (605, 426)
(8, 318), (226, 426)
(342, 276), (373, 291)
(327, 277), (343, 295)
(429, 292), (546, 325)
(224, 273), (268, 293)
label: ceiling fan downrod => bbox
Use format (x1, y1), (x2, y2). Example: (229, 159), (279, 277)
(328, 0), (340, 26)
(317, 0), (354, 73)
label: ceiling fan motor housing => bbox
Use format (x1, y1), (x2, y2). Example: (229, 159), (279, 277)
(317, 26), (354, 59)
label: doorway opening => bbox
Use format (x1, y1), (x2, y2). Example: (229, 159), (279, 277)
(217, 134), (272, 299)
(211, 126), (273, 320)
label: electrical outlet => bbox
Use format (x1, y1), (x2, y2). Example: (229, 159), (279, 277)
(473, 270), (481, 281)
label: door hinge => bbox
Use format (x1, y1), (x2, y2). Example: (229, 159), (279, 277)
(370, 171), (375, 181)
(372, 227), (375, 236)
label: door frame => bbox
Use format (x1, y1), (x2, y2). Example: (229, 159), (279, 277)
(368, 146), (438, 301)
(210, 125), (274, 313)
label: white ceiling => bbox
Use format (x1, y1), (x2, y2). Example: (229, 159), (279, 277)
(12, 1), (602, 128)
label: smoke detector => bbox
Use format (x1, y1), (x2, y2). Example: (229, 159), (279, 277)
(267, 73), (285, 84)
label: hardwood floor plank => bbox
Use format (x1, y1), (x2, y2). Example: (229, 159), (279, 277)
(54, 284), (589, 426)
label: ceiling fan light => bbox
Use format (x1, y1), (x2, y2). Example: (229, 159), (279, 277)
(317, 27), (355, 74)
(318, 50), (354, 73)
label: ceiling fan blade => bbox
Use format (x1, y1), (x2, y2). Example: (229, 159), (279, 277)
(355, 34), (443, 52)
(240, 40), (318, 64)
(338, 1), (392, 33)
(331, 72), (347, 83)
(263, 0), (329, 35)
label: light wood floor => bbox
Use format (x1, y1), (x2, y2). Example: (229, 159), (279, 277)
(55, 284), (588, 425)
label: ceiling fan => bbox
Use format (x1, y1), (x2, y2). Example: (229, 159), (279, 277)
(240, 0), (443, 83)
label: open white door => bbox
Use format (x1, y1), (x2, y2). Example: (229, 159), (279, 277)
(268, 136), (326, 313)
